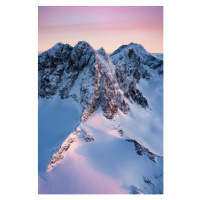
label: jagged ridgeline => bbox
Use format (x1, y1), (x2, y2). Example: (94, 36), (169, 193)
(38, 41), (163, 121)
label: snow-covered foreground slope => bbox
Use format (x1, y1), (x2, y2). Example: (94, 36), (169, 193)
(39, 107), (163, 194)
(38, 96), (82, 172)
(38, 41), (163, 194)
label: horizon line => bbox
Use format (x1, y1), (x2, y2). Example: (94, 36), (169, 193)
(38, 41), (163, 54)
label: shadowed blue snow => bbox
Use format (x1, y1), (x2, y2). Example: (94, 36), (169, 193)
(74, 124), (163, 193)
(38, 95), (82, 172)
(137, 69), (163, 124)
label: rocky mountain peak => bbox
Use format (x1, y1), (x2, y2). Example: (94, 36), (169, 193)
(97, 47), (106, 54)
(110, 44), (128, 57)
(76, 40), (90, 46)
(96, 47), (109, 62)
(38, 41), (162, 120)
(109, 42), (163, 108)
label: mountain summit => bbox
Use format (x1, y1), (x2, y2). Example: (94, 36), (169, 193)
(38, 41), (163, 194)
(38, 41), (162, 119)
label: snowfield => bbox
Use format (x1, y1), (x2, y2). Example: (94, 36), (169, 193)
(39, 104), (163, 194)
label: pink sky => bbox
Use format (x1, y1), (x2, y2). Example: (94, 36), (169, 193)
(38, 6), (163, 53)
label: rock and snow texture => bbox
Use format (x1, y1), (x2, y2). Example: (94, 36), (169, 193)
(110, 43), (163, 108)
(38, 41), (163, 194)
(38, 41), (129, 120)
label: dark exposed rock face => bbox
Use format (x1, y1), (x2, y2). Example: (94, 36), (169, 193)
(126, 139), (162, 163)
(111, 44), (128, 57)
(110, 43), (163, 108)
(38, 43), (73, 99)
(47, 131), (77, 170)
(38, 42), (98, 100)
(82, 47), (129, 121)
(131, 89), (148, 108)
(39, 41), (128, 121)
(158, 69), (163, 75)
(47, 126), (94, 171)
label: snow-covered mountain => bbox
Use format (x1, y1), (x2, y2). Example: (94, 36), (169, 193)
(38, 41), (163, 194)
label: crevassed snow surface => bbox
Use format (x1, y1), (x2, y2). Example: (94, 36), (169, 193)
(38, 95), (82, 172)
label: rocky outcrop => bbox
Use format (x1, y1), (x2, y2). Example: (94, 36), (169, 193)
(110, 42), (163, 108)
(47, 127), (94, 171)
(47, 132), (77, 171)
(126, 139), (162, 163)
(82, 48), (129, 121)
(38, 43), (73, 99)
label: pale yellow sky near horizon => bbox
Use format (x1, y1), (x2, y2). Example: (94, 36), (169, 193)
(39, 6), (163, 53)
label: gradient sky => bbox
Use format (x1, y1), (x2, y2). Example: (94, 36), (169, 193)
(38, 6), (163, 53)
